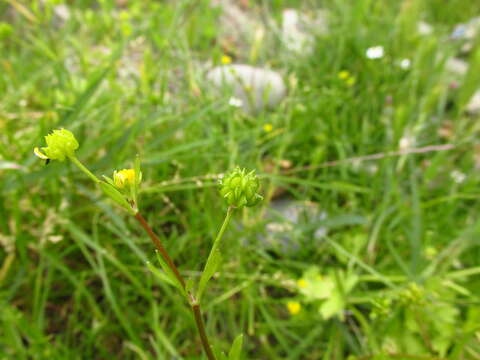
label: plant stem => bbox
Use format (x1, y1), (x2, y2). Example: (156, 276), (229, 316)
(134, 212), (217, 359)
(192, 302), (216, 360)
(205, 206), (234, 270)
(134, 212), (186, 289)
(69, 155), (100, 184)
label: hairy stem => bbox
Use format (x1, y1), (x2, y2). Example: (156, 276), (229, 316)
(192, 302), (216, 360)
(69, 155), (100, 184)
(134, 212), (186, 289)
(134, 212), (216, 359)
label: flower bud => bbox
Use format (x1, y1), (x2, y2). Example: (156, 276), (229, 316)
(220, 167), (262, 208)
(34, 129), (79, 161)
(113, 168), (136, 189)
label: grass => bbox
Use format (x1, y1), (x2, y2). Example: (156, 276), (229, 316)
(1, 0), (480, 359)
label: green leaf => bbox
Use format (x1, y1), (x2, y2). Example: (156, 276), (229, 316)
(458, 48), (480, 111)
(213, 345), (228, 360)
(228, 334), (243, 360)
(145, 261), (175, 286)
(197, 249), (222, 301)
(102, 175), (116, 187)
(154, 250), (187, 298)
(99, 181), (135, 215)
(319, 292), (344, 320)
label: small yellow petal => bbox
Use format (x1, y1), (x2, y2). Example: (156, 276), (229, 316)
(113, 168), (136, 188)
(297, 279), (308, 288)
(263, 123), (273, 132)
(287, 301), (301, 315)
(338, 70), (350, 80)
(221, 55), (232, 65)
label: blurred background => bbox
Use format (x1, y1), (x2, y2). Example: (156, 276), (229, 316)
(1, 0), (480, 359)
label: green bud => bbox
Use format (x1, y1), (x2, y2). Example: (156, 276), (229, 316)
(220, 167), (263, 208)
(34, 128), (79, 162)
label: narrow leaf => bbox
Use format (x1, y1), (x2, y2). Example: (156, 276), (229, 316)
(155, 250), (187, 298)
(213, 345), (228, 360)
(99, 181), (135, 215)
(228, 334), (243, 360)
(197, 249), (222, 301)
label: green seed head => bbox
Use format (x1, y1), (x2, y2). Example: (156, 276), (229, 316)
(220, 167), (263, 208)
(34, 128), (79, 161)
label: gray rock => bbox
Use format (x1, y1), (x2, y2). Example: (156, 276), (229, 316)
(259, 199), (328, 255)
(206, 64), (286, 113)
(281, 9), (328, 55)
(212, 0), (263, 50)
(450, 17), (480, 54)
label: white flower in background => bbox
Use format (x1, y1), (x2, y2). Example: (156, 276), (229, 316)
(399, 58), (411, 69)
(366, 46), (384, 59)
(228, 97), (243, 108)
(450, 170), (466, 184)
(399, 136), (415, 150)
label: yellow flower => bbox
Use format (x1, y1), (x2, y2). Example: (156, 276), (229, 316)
(34, 128), (79, 162)
(113, 169), (136, 189)
(221, 55), (232, 65)
(338, 70), (350, 80)
(297, 279), (308, 289)
(263, 123), (273, 132)
(346, 76), (356, 87)
(287, 301), (301, 315)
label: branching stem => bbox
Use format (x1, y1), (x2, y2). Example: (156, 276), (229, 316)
(134, 212), (216, 360)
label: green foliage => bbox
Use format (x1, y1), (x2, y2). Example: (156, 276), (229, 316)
(197, 248), (222, 301)
(2, 0), (480, 359)
(295, 267), (358, 320)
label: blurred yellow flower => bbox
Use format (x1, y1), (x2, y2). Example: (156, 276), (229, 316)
(338, 70), (350, 80)
(297, 279), (308, 288)
(287, 301), (301, 315)
(221, 55), (232, 65)
(338, 70), (356, 87)
(263, 123), (273, 132)
(114, 169), (136, 189)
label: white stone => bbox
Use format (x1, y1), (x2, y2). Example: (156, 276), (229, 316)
(466, 91), (480, 115)
(281, 9), (328, 55)
(446, 58), (468, 76)
(451, 17), (480, 54)
(259, 199), (328, 254)
(213, 0), (261, 48)
(281, 9), (314, 54)
(451, 17), (480, 40)
(206, 65), (286, 113)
